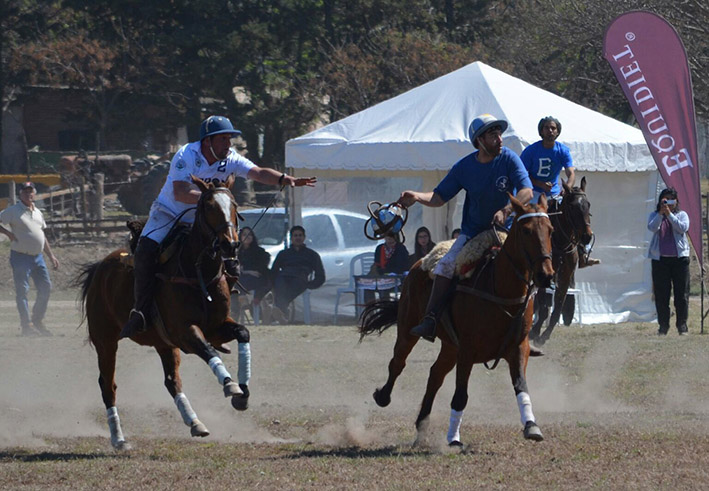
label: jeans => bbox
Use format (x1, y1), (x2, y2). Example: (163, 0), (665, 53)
(10, 250), (52, 328)
(651, 256), (689, 333)
(273, 275), (308, 312)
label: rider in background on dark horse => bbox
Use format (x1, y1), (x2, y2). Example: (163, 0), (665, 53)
(521, 116), (599, 269)
(398, 113), (534, 342)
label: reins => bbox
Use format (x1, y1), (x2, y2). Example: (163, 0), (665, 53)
(456, 210), (551, 370)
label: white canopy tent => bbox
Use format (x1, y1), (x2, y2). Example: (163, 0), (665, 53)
(285, 61), (662, 324)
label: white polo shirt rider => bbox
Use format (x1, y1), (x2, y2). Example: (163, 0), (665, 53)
(143, 141), (255, 243)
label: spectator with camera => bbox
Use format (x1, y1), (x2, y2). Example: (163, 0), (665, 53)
(647, 188), (690, 335)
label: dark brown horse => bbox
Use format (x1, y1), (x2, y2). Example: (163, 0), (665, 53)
(359, 195), (554, 445)
(529, 177), (594, 346)
(77, 175), (250, 450)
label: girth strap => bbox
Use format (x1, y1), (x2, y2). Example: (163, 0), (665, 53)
(456, 284), (528, 305)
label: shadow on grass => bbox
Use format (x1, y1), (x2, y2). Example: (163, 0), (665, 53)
(0, 451), (123, 462)
(273, 445), (436, 460)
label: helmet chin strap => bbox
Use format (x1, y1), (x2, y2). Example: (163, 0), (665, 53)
(209, 141), (219, 161)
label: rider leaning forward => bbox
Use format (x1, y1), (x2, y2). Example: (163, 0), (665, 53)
(397, 114), (533, 342)
(120, 115), (317, 339)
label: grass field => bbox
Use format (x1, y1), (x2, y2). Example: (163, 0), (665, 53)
(2, 293), (709, 489)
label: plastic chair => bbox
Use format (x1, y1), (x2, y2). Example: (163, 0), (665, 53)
(333, 252), (375, 325)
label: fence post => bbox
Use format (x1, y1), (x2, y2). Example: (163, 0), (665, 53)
(91, 173), (104, 221)
(7, 181), (16, 205)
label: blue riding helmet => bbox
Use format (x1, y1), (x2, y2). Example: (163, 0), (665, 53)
(538, 116), (562, 137)
(468, 114), (508, 148)
(199, 116), (242, 140)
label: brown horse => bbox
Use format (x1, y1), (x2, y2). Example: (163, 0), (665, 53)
(529, 177), (594, 346)
(359, 194), (554, 445)
(77, 175), (250, 450)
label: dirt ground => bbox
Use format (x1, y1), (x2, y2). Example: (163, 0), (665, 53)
(3, 239), (709, 488)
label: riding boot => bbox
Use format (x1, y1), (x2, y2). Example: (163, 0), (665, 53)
(410, 275), (453, 342)
(119, 237), (160, 339)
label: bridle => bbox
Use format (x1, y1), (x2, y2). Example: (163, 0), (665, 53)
(503, 211), (553, 284)
(196, 187), (240, 262)
(551, 191), (592, 255)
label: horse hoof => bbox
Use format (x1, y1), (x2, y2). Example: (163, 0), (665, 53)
(529, 346), (545, 357)
(523, 421), (544, 441)
(214, 343), (231, 354)
(373, 388), (391, 407)
(533, 336), (546, 347)
(191, 419), (210, 437)
(448, 440), (464, 448)
(112, 439), (132, 451)
(231, 394), (249, 411)
(223, 381), (243, 397)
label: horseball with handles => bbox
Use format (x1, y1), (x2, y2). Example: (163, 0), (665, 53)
(364, 201), (409, 243)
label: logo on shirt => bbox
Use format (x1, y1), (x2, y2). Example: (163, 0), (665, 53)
(175, 158), (185, 170)
(495, 176), (510, 192)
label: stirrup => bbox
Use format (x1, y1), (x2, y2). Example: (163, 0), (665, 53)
(119, 309), (147, 339)
(410, 315), (437, 342)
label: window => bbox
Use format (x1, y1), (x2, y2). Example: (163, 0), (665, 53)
(336, 214), (371, 248)
(303, 214), (338, 250)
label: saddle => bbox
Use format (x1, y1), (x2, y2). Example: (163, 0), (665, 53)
(420, 228), (507, 280)
(124, 219), (190, 266)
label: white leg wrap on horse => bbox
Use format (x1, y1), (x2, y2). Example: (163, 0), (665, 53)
(516, 391), (535, 425)
(447, 409), (464, 444)
(106, 406), (125, 444)
(237, 342), (251, 386)
(208, 356), (231, 385)
(174, 392), (198, 426)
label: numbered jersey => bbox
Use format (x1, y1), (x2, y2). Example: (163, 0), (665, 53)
(156, 141), (255, 217)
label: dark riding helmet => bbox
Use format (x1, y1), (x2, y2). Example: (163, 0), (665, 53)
(200, 115), (242, 140)
(469, 114), (508, 149)
(538, 116), (562, 137)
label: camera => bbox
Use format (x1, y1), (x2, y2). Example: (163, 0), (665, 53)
(663, 199), (676, 205)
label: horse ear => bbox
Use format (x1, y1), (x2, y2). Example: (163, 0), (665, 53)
(580, 176), (586, 192)
(508, 193), (525, 216)
(191, 174), (209, 193)
(562, 179), (572, 195)
(225, 174), (236, 189)
(538, 193), (548, 211)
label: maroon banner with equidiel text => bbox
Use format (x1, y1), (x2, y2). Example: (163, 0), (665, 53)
(603, 11), (702, 268)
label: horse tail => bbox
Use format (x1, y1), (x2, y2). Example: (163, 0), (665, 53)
(72, 261), (102, 323)
(358, 299), (399, 340)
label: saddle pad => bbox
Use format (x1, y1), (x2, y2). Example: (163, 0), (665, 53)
(420, 229), (507, 279)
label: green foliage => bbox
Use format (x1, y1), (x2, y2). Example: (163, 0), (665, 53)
(1, 0), (706, 168)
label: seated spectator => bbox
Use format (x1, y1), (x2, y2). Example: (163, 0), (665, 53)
(237, 227), (271, 305)
(365, 231), (409, 303)
(451, 228), (461, 240)
(409, 226), (436, 267)
(270, 225), (325, 322)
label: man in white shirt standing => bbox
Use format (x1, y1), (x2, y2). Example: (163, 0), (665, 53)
(0, 182), (60, 336)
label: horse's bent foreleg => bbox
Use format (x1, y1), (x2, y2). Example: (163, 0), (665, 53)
(508, 350), (543, 441)
(156, 347), (210, 437)
(210, 319), (251, 410)
(374, 332), (418, 407)
(529, 294), (549, 343)
(539, 285), (568, 345)
(183, 325), (244, 399)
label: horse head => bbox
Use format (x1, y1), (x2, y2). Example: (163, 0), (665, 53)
(509, 193), (554, 289)
(562, 176), (593, 246)
(191, 174), (240, 261)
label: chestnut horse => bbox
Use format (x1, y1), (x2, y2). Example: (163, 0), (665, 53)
(77, 176), (250, 450)
(359, 195), (554, 445)
(529, 177), (594, 346)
